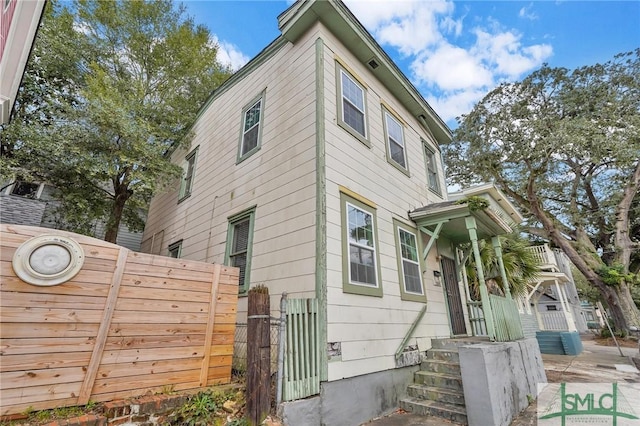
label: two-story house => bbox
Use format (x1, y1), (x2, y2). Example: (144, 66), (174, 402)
(142, 1), (544, 424)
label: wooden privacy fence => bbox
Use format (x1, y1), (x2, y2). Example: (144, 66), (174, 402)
(0, 224), (239, 416)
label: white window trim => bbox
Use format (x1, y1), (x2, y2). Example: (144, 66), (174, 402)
(5, 180), (45, 199)
(336, 64), (369, 146)
(178, 147), (198, 202)
(397, 226), (424, 296)
(423, 141), (442, 195)
(237, 90), (266, 163)
(383, 110), (409, 175)
(168, 240), (183, 258)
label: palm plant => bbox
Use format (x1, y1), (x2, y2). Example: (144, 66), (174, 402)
(464, 232), (541, 299)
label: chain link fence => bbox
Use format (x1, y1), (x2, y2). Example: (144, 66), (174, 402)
(232, 320), (282, 380)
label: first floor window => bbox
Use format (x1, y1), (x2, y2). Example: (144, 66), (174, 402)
(393, 219), (426, 302)
(168, 240), (183, 258)
(226, 207), (256, 293)
(340, 191), (382, 297)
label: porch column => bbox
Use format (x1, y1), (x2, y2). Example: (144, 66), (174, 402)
(465, 217), (496, 341)
(533, 294), (545, 330)
(491, 236), (512, 300)
(555, 281), (577, 331)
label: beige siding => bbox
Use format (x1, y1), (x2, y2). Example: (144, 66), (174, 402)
(319, 29), (452, 381)
(143, 28), (322, 317)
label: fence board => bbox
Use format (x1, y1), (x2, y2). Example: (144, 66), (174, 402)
(1, 366), (86, 389)
(0, 224), (239, 415)
(78, 247), (128, 404)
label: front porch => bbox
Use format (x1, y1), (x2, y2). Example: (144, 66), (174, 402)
(410, 184), (526, 343)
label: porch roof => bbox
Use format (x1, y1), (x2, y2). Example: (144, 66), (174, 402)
(409, 184), (523, 243)
(409, 200), (515, 243)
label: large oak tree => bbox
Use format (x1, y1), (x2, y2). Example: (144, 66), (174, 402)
(446, 50), (640, 332)
(1, 0), (231, 242)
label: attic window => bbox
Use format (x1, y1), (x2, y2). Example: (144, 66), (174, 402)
(367, 59), (379, 69)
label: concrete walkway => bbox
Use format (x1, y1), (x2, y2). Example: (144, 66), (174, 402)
(362, 337), (640, 426)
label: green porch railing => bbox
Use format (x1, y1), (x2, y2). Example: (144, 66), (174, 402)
(283, 298), (320, 402)
(467, 301), (487, 337)
(489, 294), (524, 341)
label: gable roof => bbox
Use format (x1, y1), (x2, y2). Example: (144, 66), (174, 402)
(278, 0), (452, 146)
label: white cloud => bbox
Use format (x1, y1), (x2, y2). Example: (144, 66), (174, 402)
(342, 0), (553, 123)
(344, 0), (453, 55)
(472, 29), (552, 78)
(427, 88), (489, 123)
(519, 4), (538, 20)
(211, 36), (250, 71)
(411, 44), (493, 91)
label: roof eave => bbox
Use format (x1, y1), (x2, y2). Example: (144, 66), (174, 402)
(279, 0), (452, 146)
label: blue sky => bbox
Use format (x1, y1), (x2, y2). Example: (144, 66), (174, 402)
(182, 0), (640, 126)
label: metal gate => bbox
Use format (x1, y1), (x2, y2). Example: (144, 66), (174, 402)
(283, 298), (320, 401)
(442, 256), (467, 335)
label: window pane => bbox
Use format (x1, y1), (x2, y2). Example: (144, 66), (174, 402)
(343, 100), (365, 136)
(231, 252), (247, 286)
(390, 140), (406, 168)
(348, 205), (373, 247)
(12, 181), (39, 197)
(232, 219), (250, 252)
(244, 100), (261, 131)
(403, 261), (422, 294)
(350, 245), (376, 285)
(425, 149), (440, 192)
(386, 114), (403, 143)
(341, 72), (364, 111)
(399, 229), (418, 261)
(242, 125), (259, 154)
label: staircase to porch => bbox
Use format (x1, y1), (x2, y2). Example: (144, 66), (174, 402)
(399, 339), (471, 425)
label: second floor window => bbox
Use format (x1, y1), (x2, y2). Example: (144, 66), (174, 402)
(238, 91), (265, 162)
(424, 143), (441, 195)
(179, 148), (198, 201)
(384, 111), (407, 171)
(337, 66), (368, 145)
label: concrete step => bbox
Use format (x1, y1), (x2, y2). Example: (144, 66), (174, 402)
(426, 348), (459, 362)
(407, 384), (466, 406)
(421, 358), (460, 375)
(431, 337), (491, 350)
(414, 371), (463, 391)
(399, 397), (468, 425)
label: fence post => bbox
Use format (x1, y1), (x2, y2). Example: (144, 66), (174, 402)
(247, 286), (271, 425)
(276, 292), (287, 407)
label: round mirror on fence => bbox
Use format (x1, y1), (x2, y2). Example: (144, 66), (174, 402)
(12, 235), (85, 286)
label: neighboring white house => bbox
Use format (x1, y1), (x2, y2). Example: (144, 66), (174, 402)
(522, 244), (589, 334)
(142, 0), (536, 424)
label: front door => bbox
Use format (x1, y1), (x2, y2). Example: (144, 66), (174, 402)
(441, 256), (467, 335)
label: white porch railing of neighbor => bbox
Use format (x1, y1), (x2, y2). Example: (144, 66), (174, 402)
(540, 311), (569, 330)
